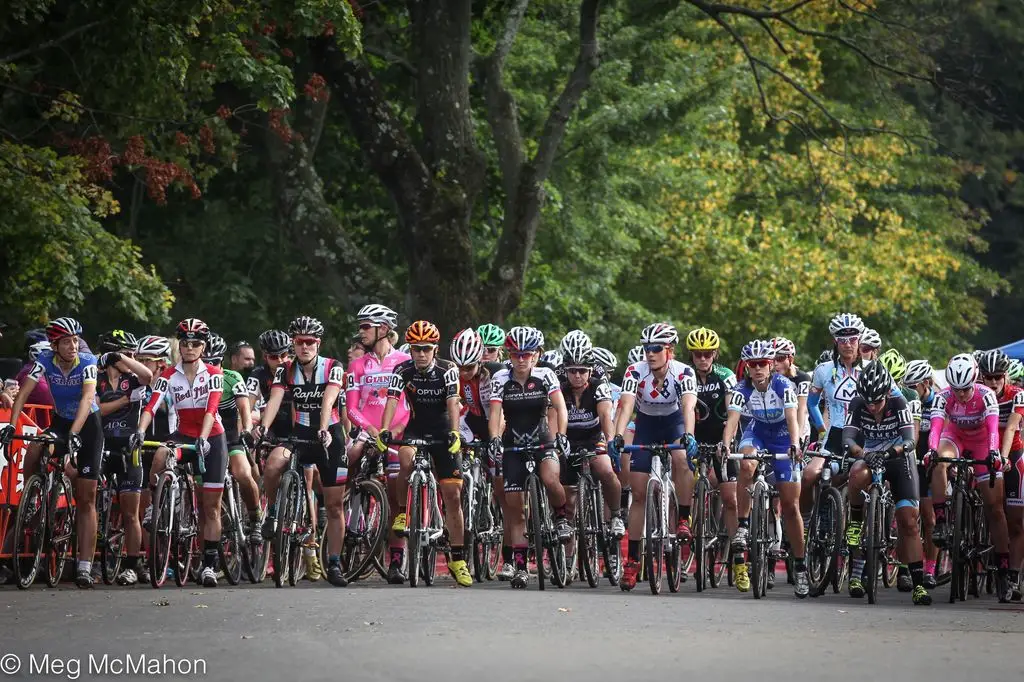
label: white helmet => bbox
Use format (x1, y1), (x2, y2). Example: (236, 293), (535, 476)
(903, 359), (933, 386)
(398, 343), (411, 354)
(357, 304), (398, 329)
(640, 322), (678, 345)
(772, 336), (796, 357)
(450, 328), (483, 366)
(860, 328), (882, 349)
(540, 349), (563, 368)
(627, 345), (644, 365)
(945, 353), (978, 390)
(560, 330), (593, 366)
(591, 347), (617, 371)
(828, 312), (865, 337)
(28, 340), (51, 362)
(136, 335), (171, 360)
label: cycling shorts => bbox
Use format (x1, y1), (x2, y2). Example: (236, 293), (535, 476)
(161, 431), (227, 491)
(1004, 449), (1024, 507)
(501, 435), (557, 494)
(738, 423), (799, 484)
(49, 412), (104, 481)
(402, 425), (463, 483)
(630, 411), (685, 474)
(861, 450), (919, 509)
(939, 427), (1002, 482)
(286, 423), (348, 489)
(355, 429), (401, 480)
(560, 439), (606, 487)
(102, 437), (144, 492)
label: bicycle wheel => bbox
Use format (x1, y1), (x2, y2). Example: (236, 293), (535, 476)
(709, 492), (727, 588)
(341, 478), (389, 582)
(693, 477), (710, 592)
(173, 477), (199, 588)
(218, 486), (243, 586)
(527, 474), (546, 591)
(286, 482), (307, 587)
(864, 488), (882, 605)
(577, 475), (600, 588)
(408, 479), (424, 589)
(666, 485), (682, 593)
(472, 481), (490, 582)
(12, 474), (46, 589)
(272, 475), (294, 588)
(750, 486), (769, 599)
(485, 495), (503, 580)
(808, 486), (842, 597)
(881, 501), (899, 588)
(46, 474), (75, 588)
(950, 489), (968, 603)
(644, 479), (664, 595)
(421, 479), (439, 587)
(148, 473), (175, 588)
(100, 487), (125, 585)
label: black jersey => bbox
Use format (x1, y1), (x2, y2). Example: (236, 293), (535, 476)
(490, 366), (561, 440)
(693, 365), (736, 445)
(562, 378), (611, 446)
(271, 356), (345, 429)
(842, 395), (914, 452)
(97, 370), (144, 440)
(248, 363), (293, 437)
(388, 359), (459, 430)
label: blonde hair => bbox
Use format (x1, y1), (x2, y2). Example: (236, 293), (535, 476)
(388, 330), (399, 345)
(169, 337), (181, 365)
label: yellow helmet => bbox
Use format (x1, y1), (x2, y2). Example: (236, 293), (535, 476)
(686, 327), (720, 352)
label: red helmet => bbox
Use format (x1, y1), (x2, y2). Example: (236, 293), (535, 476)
(176, 318), (210, 343)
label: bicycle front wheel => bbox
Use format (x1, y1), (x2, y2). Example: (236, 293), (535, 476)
(341, 478), (389, 583)
(100, 487), (125, 585)
(807, 486), (842, 597)
(644, 479), (664, 595)
(173, 476), (199, 587)
(693, 477), (710, 592)
(408, 479), (424, 589)
(950, 489), (969, 602)
(12, 474), (46, 589)
(577, 474), (600, 588)
(527, 474), (546, 591)
(46, 474), (75, 588)
(148, 473), (175, 588)
(864, 488), (882, 605)
(272, 475), (294, 588)
(750, 485), (769, 599)
(218, 484), (243, 586)
(881, 500), (899, 589)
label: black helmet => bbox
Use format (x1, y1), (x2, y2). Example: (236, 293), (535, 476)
(857, 360), (891, 403)
(97, 330), (138, 353)
(258, 329), (291, 354)
(288, 316), (324, 338)
(978, 349), (1010, 377)
(203, 333), (227, 361)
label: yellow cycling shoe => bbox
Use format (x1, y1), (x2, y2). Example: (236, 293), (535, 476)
(734, 563), (750, 593)
(304, 551), (323, 582)
(391, 512), (407, 534)
(448, 559), (472, 587)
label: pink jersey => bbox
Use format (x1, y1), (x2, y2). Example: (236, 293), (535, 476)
(928, 384), (1000, 452)
(345, 348), (411, 432)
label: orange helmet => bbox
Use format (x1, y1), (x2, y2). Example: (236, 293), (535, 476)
(405, 320), (440, 345)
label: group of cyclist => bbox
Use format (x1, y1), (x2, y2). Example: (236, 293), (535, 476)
(2, 306), (1023, 609)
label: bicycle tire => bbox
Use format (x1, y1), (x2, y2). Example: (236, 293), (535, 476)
(666, 484), (682, 593)
(808, 486), (842, 597)
(709, 491), (727, 588)
(341, 478), (389, 582)
(218, 485), (242, 586)
(422, 478), (439, 587)
(173, 476), (198, 588)
(100, 486), (125, 585)
(408, 478), (424, 589)
(527, 474), (546, 591)
(148, 473), (175, 588)
(286, 479), (307, 587)
(471, 478), (489, 581)
(272, 475), (293, 588)
(950, 488), (968, 602)
(578, 474), (600, 588)
(881, 501), (898, 588)
(462, 473), (477, 580)
(864, 488), (883, 604)
(12, 474), (46, 589)
(693, 477), (709, 592)
(645, 479), (664, 595)
(750, 485), (769, 599)
(46, 474), (75, 588)
(485, 495), (503, 580)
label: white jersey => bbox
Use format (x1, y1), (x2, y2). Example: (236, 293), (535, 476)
(620, 359), (697, 417)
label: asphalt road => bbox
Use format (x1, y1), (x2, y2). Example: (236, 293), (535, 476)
(2, 569), (1022, 682)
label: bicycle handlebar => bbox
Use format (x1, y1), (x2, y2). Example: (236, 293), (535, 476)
(391, 438), (448, 448)
(504, 442), (558, 454)
(621, 443), (687, 453)
(726, 450), (790, 461)
(934, 450), (999, 488)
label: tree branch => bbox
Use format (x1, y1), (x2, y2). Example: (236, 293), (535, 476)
(364, 44), (418, 76)
(0, 20), (107, 64)
(686, 0), (816, 20)
(493, 0), (532, 67)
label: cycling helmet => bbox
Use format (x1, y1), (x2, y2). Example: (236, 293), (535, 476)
(258, 329), (291, 354)
(817, 349), (833, 365)
(46, 317), (83, 342)
(540, 349), (563, 367)
(591, 347), (617, 371)
(828, 312), (865, 337)
(405, 320), (441, 345)
(903, 360), (933, 386)
(1009, 358), (1024, 384)
(477, 323), (506, 348)
(97, 329), (138, 353)
(740, 339), (776, 362)
(288, 315), (324, 338)
(203, 333), (227, 361)
(860, 328), (882, 349)
(945, 353), (978, 390)
(534, 328), (546, 349)
(176, 318), (210, 343)
(357, 304), (398, 328)
(772, 336), (796, 357)
(136, 335), (171, 359)
(685, 327), (720, 352)
(28, 340), (50, 362)
(450, 328), (483, 366)
(640, 322), (679, 345)
(972, 349), (985, 366)
(878, 348), (907, 382)
(627, 346), (644, 365)
(857, 360), (891, 403)
(505, 326), (543, 352)
(399, 343), (411, 354)
(978, 349), (1010, 376)
(560, 330), (593, 360)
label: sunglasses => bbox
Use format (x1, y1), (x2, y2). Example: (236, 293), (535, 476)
(691, 351), (715, 360)
(510, 351), (534, 360)
(458, 363), (478, 371)
(835, 335), (860, 346)
(180, 340), (204, 349)
(644, 344), (665, 354)
(410, 344), (436, 353)
(983, 374), (1005, 381)
(774, 354), (793, 362)
(358, 323), (378, 331)
(293, 337), (319, 347)
(747, 360), (772, 369)
(566, 367), (590, 375)
(206, 358), (222, 366)
(265, 352), (287, 361)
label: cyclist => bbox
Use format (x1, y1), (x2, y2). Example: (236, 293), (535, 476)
(687, 327), (739, 546)
(1009, 358), (1024, 388)
(927, 353), (1012, 602)
(860, 328), (882, 362)
(477, 323), (506, 375)
(132, 319), (227, 588)
(95, 330), (154, 586)
(842, 361), (930, 604)
(1, 318), (107, 588)
(203, 334), (262, 555)
(255, 316), (349, 587)
(376, 321), (469, 586)
(487, 326), (571, 589)
(772, 337), (811, 444)
(610, 323), (698, 591)
(345, 304), (411, 584)
(722, 339), (807, 597)
(979, 350), (1024, 600)
(246, 329), (293, 441)
(559, 331), (624, 550)
(902, 359), (939, 588)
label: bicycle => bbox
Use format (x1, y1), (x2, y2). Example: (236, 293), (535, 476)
(323, 439), (389, 583)
(727, 449), (791, 599)
(392, 438), (448, 588)
(268, 435), (321, 588)
(505, 441), (569, 590)
(10, 431), (75, 589)
(97, 448), (131, 585)
(622, 443), (685, 595)
(805, 446), (850, 597)
(858, 450), (904, 605)
(573, 447), (622, 588)
(252, 439), (277, 583)
(691, 443), (728, 592)
(219, 458), (259, 585)
(144, 440), (201, 588)
(461, 441), (503, 582)
(931, 452), (997, 603)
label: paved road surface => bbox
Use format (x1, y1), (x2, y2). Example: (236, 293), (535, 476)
(2, 569), (1021, 682)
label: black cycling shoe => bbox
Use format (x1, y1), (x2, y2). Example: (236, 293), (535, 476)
(386, 563), (407, 585)
(923, 572), (937, 590)
(327, 564), (349, 587)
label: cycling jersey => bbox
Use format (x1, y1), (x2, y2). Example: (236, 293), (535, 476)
(994, 384), (1024, 452)
(842, 395), (918, 507)
(620, 359), (697, 416)
(457, 367), (491, 441)
(562, 378), (611, 446)
(96, 370), (144, 439)
(26, 350), (99, 420)
(388, 359), (459, 431)
(693, 364), (736, 445)
(144, 361), (224, 438)
(246, 364), (291, 437)
(489, 366), (561, 441)
(928, 385), (1000, 480)
(728, 374), (799, 482)
(272, 356), (345, 427)
(809, 360), (861, 430)
(346, 349), (410, 432)
(218, 368), (248, 442)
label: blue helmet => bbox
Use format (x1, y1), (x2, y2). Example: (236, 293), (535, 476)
(828, 312), (865, 338)
(741, 339), (776, 362)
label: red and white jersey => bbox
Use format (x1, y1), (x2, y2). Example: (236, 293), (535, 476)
(620, 359), (697, 417)
(144, 361), (224, 438)
(996, 384), (1024, 452)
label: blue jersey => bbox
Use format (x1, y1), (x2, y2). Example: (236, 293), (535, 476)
(27, 350), (100, 420)
(728, 374), (797, 426)
(810, 360), (901, 429)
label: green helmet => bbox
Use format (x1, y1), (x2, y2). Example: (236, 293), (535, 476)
(476, 323), (506, 348)
(878, 348), (907, 382)
(1008, 358), (1024, 384)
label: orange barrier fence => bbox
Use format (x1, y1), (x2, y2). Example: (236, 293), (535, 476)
(0, 406), (50, 559)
